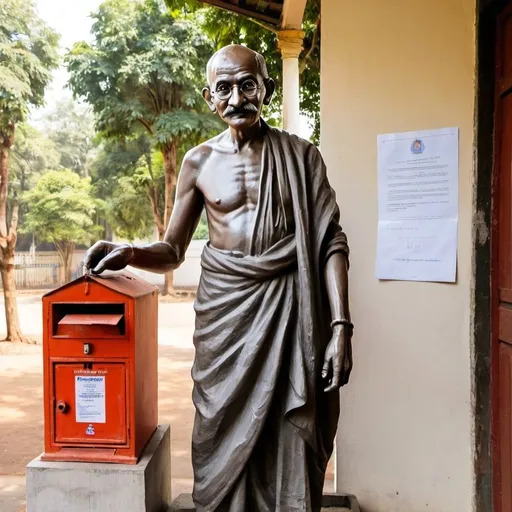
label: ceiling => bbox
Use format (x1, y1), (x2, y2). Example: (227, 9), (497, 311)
(198, 0), (285, 26)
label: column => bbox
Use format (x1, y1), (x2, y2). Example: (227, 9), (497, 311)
(277, 29), (305, 135)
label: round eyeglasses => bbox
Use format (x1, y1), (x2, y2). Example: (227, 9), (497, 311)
(212, 79), (264, 101)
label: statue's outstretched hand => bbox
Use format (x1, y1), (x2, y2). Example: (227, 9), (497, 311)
(82, 241), (133, 275)
(322, 326), (353, 392)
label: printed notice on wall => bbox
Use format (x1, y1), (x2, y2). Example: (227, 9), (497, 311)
(75, 375), (106, 423)
(376, 127), (459, 282)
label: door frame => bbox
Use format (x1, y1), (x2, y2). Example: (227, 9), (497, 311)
(475, 2), (512, 511)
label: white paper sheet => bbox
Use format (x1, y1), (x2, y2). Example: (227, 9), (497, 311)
(75, 375), (106, 423)
(376, 127), (458, 282)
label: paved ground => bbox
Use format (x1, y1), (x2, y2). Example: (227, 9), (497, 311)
(0, 293), (334, 512)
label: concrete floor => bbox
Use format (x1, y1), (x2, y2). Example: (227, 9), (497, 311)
(0, 293), (334, 512)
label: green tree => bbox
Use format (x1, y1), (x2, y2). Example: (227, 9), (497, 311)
(11, 124), (60, 194)
(0, 0), (59, 341)
(22, 170), (98, 283)
(90, 134), (157, 242)
(11, 123), (61, 250)
(43, 100), (95, 176)
(66, 0), (220, 294)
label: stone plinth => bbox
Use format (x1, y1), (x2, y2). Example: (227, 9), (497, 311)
(26, 424), (171, 512)
(170, 492), (360, 511)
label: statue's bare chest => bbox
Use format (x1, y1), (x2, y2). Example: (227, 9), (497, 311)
(197, 151), (262, 213)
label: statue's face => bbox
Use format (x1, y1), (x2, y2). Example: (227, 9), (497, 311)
(203, 47), (274, 131)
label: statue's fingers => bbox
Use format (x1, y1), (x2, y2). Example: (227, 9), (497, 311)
(341, 351), (353, 387)
(92, 248), (130, 275)
(321, 356), (332, 379)
(82, 241), (104, 270)
(341, 367), (350, 386)
(91, 262), (107, 275)
(324, 360), (340, 392)
(91, 253), (116, 275)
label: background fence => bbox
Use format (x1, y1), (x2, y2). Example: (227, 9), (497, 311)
(0, 251), (86, 290)
(12, 252), (62, 289)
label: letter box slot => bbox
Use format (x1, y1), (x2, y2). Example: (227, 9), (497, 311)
(57, 313), (123, 337)
(52, 303), (125, 338)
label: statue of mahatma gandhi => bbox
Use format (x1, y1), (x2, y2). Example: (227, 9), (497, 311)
(84, 44), (353, 512)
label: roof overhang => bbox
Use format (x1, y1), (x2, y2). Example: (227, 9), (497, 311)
(199, 0), (284, 26)
(198, 0), (306, 29)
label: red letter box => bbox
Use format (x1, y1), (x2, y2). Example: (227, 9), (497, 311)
(41, 271), (158, 464)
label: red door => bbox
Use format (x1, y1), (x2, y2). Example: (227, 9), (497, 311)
(494, 4), (512, 511)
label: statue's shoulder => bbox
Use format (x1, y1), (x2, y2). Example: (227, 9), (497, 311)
(183, 131), (227, 171)
(265, 123), (320, 159)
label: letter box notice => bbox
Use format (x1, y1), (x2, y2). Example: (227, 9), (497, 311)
(75, 376), (106, 423)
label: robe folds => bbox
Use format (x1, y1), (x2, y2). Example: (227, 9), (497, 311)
(191, 122), (349, 512)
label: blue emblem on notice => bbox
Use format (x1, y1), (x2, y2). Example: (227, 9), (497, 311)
(85, 424), (95, 436)
(411, 139), (425, 154)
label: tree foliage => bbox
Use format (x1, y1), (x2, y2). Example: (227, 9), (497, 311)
(11, 124), (60, 194)
(0, 0), (60, 130)
(89, 134), (157, 242)
(22, 170), (97, 245)
(66, 0), (220, 146)
(22, 169), (99, 281)
(10, 123), (61, 250)
(66, 0), (222, 293)
(42, 100), (95, 176)
(0, 0), (59, 340)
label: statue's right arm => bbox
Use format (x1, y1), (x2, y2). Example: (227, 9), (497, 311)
(83, 149), (205, 275)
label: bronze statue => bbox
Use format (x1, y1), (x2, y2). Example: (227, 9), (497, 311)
(83, 44), (353, 512)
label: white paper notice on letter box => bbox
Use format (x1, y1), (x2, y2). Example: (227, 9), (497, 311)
(75, 375), (106, 423)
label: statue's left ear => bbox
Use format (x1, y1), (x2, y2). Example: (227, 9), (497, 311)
(263, 78), (275, 106)
(202, 87), (216, 113)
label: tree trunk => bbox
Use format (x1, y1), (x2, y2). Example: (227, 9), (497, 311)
(56, 241), (75, 284)
(0, 133), (24, 342)
(1, 266), (23, 342)
(157, 225), (174, 296)
(160, 141), (178, 296)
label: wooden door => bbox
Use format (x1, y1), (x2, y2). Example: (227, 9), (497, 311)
(494, 4), (512, 511)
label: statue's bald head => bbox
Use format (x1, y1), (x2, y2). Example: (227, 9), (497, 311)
(206, 45), (269, 86)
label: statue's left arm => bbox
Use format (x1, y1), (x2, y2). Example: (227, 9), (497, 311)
(307, 143), (352, 392)
(322, 251), (353, 391)
(83, 148), (204, 275)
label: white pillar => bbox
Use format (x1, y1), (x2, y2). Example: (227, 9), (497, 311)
(277, 30), (305, 135)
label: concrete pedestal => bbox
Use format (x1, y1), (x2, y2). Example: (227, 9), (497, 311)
(170, 492), (360, 511)
(26, 424), (171, 512)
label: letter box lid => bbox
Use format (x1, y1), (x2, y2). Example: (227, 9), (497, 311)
(58, 314), (123, 326)
(43, 271), (158, 299)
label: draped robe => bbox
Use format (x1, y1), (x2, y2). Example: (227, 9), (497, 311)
(191, 123), (349, 512)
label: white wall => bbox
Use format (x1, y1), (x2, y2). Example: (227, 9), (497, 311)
(321, 1), (476, 510)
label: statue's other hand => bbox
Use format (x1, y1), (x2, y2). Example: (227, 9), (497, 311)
(322, 327), (353, 392)
(82, 241), (133, 275)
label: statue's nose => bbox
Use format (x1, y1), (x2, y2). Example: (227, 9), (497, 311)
(228, 87), (244, 107)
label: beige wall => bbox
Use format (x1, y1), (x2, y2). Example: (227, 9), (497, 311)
(321, 1), (476, 511)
